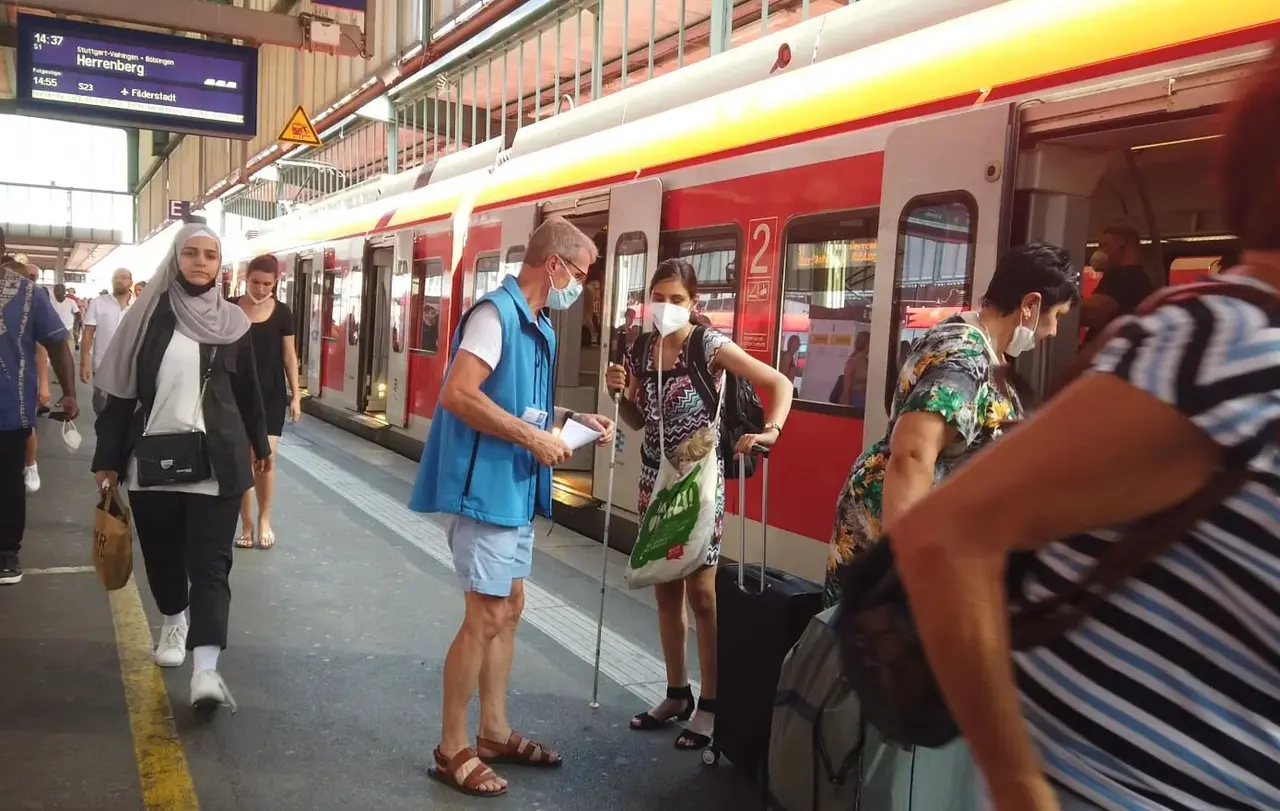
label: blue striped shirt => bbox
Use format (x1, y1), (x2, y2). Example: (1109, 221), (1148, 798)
(1014, 278), (1280, 811)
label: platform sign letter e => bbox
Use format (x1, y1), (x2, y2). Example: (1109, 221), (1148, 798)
(278, 106), (323, 148)
(167, 200), (191, 221)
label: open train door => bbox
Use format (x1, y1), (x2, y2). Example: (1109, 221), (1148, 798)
(384, 230), (415, 427)
(595, 178), (662, 516)
(863, 103), (1018, 446)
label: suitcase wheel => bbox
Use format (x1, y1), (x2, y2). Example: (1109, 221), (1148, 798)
(700, 745), (719, 766)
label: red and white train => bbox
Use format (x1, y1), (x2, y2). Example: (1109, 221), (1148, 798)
(225, 0), (1279, 582)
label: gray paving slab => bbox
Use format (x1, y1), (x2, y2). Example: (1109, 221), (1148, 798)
(0, 412), (143, 811)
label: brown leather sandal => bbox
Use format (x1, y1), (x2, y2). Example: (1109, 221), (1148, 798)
(428, 747), (508, 797)
(476, 731), (563, 768)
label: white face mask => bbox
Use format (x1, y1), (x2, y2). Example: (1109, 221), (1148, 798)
(62, 419), (82, 452)
(649, 302), (691, 336)
(247, 291), (272, 305)
(1005, 306), (1041, 357)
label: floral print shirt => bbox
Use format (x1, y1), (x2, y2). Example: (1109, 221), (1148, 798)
(821, 315), (1023, 607)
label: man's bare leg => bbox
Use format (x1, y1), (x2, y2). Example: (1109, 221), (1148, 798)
(438, 591), (507, 793)
(477, 579), (522, 745)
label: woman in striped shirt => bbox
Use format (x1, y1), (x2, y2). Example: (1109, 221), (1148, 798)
(886, 47), (1280, 811)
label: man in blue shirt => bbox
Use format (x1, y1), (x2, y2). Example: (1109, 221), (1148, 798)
(1, 257), (79, 585)
(410, 216), (615, 797)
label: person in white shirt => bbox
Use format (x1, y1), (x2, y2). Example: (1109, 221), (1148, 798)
(50, 284), (78, 333)
(81, 268), (134, 415)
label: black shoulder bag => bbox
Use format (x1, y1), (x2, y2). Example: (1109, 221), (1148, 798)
(835, 279), (1280, 749)
(134, 347), (216, 488)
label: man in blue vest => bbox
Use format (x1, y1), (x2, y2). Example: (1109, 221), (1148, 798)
(410, 215), (615, 798)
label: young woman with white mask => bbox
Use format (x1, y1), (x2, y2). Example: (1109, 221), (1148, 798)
(605, 258), (793, 751)
(233, 254), (301, 550)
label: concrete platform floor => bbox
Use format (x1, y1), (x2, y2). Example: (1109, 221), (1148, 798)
(0, 403), (765, 811)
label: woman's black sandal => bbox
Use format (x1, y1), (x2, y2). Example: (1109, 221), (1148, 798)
(631, 685), (695, 730)
(675, 698), (716, 750)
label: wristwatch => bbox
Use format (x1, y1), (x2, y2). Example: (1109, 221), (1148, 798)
(764, 422), (784, 434)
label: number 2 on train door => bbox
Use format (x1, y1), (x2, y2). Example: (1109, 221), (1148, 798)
(742, 217), (779, 359)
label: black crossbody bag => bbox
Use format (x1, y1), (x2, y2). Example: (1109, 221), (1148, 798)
(134, 347), (216, 488)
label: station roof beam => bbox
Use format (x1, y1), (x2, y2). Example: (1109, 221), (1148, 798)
(14, 0), (373, 58)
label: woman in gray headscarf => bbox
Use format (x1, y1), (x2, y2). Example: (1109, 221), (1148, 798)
(92, 223), (271, 713)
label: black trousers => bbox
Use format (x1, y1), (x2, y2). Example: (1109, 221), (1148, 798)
(0, 428), (32, 556)
(130, 490), (240, 650)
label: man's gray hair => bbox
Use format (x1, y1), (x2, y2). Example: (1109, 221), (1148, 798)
(524, 215), (598, 269)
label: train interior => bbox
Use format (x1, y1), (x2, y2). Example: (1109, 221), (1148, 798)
(1014, 108), (1236, 399)
(548, 210), (611, 504)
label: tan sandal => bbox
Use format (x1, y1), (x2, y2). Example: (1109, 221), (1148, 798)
(258, 529), (275, 550)
(234, 529), (254, 549)
(477, 731), (562, 768)
(428, 747), (507, 798)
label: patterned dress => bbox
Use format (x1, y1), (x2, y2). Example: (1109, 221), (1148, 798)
(626, 327), (730, 567)
(822, 315), (1023, 607)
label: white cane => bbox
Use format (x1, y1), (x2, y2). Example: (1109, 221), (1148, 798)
(589, 331), (626, 709)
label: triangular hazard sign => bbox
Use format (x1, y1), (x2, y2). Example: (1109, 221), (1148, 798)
(277, 106), (322, 147)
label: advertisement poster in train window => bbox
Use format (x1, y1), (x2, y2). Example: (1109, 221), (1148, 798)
(740, 217), (779, 360)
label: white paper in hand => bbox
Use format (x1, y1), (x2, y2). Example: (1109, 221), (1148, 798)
(558, 417), (602, 451)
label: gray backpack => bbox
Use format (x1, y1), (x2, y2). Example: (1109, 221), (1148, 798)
(768, 606), (895, 811)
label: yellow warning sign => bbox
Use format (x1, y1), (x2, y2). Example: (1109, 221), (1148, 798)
(277, 105), (322, 147)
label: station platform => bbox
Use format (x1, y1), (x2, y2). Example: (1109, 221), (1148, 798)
(1, 395), (765, 811)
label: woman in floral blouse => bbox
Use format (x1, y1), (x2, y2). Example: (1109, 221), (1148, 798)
(823, 243), (1081, 607)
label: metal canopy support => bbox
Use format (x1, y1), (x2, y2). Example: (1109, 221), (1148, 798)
(709, 0), (731, 55)
(15, 0), (370, 58)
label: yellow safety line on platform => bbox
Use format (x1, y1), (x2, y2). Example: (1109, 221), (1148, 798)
(108, 580), (201, 811)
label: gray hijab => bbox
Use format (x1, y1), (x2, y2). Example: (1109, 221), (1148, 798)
(95, 223), (250, 400)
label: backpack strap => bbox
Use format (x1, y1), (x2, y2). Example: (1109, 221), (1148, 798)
(683, 324), (722, 418)
(1012, 277), (1280, 650)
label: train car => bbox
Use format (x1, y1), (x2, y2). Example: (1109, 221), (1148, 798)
(227, 0), (1280, 583)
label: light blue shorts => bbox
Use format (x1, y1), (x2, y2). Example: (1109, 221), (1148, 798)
(446, 515), (534, 597)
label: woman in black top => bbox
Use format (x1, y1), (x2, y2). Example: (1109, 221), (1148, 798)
(233, 254), (300, 550)
(92, 223), (270, 712)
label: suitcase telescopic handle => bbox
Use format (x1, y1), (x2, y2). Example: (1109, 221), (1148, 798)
(735, 447), (770, 594)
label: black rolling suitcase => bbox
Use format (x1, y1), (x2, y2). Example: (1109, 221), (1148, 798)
(705, 449), (824, 786)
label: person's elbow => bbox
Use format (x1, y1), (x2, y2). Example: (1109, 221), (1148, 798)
(440, 379), (476, 416)
(762, 366), (793, 400)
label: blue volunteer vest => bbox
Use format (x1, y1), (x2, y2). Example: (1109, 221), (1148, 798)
(409, 275), (557, 527)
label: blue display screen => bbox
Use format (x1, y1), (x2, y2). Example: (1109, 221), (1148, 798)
(15, 14), (259, 140)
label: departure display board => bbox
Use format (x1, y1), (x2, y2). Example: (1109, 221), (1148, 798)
(15, 14), (259, 139)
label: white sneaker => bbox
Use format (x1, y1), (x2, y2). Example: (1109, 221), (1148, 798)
(153, 624), (188, 668)
(190, 669), (237, 713)
(23, 465), (39, 493)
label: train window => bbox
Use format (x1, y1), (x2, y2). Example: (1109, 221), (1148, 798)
(611, 232), (648, 356)
(503, 246), (525, 278)
(346, 264), (363, 347)
(884, 194), (978, 412)
(659, 229), (740, 333)
(391, 261), (409, 355)
(473, 252), (502, 300)
(779, 211), (879, 413)
(411, 258), (445, 356)
(326, 272), (344, 341)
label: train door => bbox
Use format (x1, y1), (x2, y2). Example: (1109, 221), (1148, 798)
(294, 256), (315, 394)
(595, 179), (662, 515)
(318, 269), (337, 394)
(863, 103), (1018, 445)
(385, 231), (414, 427)
(359, 245), (394, 415)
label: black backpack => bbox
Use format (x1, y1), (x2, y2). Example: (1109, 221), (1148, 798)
(632, 326), (765, 478)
